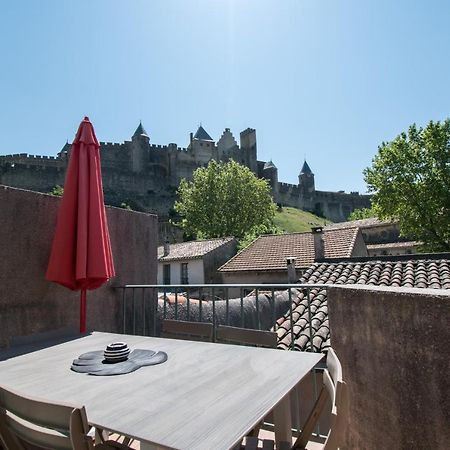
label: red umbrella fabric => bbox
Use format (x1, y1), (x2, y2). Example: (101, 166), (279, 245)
(46, 117), (115, 332)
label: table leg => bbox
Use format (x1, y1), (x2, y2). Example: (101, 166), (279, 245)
(273, 392), (292, 447)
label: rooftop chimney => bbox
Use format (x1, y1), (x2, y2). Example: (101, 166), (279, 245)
(311, 226), (324, 261)
(163, 240), (170, 257)
(286, 256), (297, 283)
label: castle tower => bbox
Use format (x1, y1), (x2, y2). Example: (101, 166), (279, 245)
(188, 125), (216, 164)
(262, 159), (279, 194)
(57, 141), (71, 162)
(239, 128), (258, 174)
(217, 128), (238, 159)
(131, 121), (150, 172)
(298, 160), (315, 194)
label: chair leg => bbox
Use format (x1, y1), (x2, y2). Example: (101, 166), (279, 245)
(244, 436), (259, 450)
(261, 439), (275, 450)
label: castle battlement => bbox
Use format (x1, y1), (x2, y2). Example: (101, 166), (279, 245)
(0, 122), (371, 222)
(278, 181), (297, 189)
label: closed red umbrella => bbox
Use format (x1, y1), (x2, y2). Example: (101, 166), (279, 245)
(46, 116), (115, 333)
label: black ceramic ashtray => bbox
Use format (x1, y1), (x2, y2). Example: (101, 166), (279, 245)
(103, 342), (130, 363)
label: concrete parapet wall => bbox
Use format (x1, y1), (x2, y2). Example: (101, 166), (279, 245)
(0, 185), (158, 349)
(327, 284), (450, 450)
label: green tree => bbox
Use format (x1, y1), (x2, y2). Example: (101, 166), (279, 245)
(49, 185), (64, 196)
(348, 207), (376, 221)
(175, 159), (277, 241)
(364, 119), (450, 251)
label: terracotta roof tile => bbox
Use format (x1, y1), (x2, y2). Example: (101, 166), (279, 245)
(158, 237), (234, 262)
(276, 258), (450, 352)
(366, 241), (421, 250)
(325, 217), (395, 230)
(219, 228), (362, 272)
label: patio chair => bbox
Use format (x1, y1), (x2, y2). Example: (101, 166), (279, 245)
(161, 319), (214, 342)
(0, 385), (132, 450)
(216, 325), (278, 349)
(243, 347), (349, 450)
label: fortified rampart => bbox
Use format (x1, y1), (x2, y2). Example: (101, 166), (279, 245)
(0, 123), (370, 222)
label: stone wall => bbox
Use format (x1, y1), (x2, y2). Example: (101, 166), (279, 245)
(327, 284), (450, 450)
(0, 185), (158, 349)
(0, 125), (371, 222)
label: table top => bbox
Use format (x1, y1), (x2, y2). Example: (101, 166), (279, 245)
(0, 332), (322, 450)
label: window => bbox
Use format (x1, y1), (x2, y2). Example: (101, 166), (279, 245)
(163, 264), (171, 285)
(181, 263), (189, 285)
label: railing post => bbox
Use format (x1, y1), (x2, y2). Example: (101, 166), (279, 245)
(289, 287), (294, 351)
(122, 287), (126, 334)
(163, 288), (167, 319)
(225, 287), (229, 325)
(132, 288), (136, 335)
(199, 287), (203, 322)
(186, 289), (190, 321)
(255, 288), (260, 330)
(152, 287), (157, 337)
(141, 288), (145, 336)
(306, 287), (314, 353)
(271, 287), (276, 331)
(240, 288), (244, 328)
(212, 286), (216, 341)
(174, 288), (178, 320)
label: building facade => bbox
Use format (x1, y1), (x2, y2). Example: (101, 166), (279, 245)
(0, 123), (371, 222)
(157, 237), (237, 285)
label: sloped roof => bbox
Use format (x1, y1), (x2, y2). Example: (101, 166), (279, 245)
(276, 258), (450, 352)
(219, 228), (362, 272)
(300, 160), (313, 175)
(263, 160), (277, 170)
(158, 237), (234, 262)
(366, 241), (421, 250)
(325, 217), (394, 230)
(133, 122), (149, 138)
(193, 125), (213, 141)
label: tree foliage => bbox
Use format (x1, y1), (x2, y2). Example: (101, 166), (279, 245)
(175, 159), (277, 241)
(348, 207), (376, 221)
(364, 119), (450, 251)
(49, 185), (64, 196)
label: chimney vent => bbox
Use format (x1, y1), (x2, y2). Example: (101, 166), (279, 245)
(311, 227), (325, 261)
(163, 240), (170, 257)
(286, 256), (297, 283)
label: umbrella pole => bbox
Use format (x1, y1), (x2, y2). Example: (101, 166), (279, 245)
(80, 289), (87, 333)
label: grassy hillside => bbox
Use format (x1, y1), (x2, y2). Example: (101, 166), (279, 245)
(274, 206), (332, 233)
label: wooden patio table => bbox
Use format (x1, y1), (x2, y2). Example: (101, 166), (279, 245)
(0, 332), (322, 450)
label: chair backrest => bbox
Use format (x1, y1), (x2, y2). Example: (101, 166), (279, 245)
(216, 325), (278, 349)
(161, 319), (214, 342)
(0, 385), (94, 450)
(293, 347), (349, 450)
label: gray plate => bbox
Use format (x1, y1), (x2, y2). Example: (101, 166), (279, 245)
(71, 349), (168, 376)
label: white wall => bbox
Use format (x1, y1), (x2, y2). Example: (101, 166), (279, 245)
(157, 259), (204, 285)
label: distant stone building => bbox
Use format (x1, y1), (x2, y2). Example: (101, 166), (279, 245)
(0, 123), (370, 222)
(218, 227), (368, 292)
(157, 237), (237, 285)
(325, 218), (420, 256)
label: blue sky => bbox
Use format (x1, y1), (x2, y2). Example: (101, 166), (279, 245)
(1, 0), (449, 193)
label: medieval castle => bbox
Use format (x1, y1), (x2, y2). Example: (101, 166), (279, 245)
(0, 123), (370, 222)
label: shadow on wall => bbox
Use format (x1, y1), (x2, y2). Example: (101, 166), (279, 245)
(0, 185), (158, 350)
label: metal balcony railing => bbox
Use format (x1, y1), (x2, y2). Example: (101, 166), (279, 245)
(116, 283), (330, 353)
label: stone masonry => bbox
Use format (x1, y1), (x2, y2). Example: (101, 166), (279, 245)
(0, 123), (370, 222)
